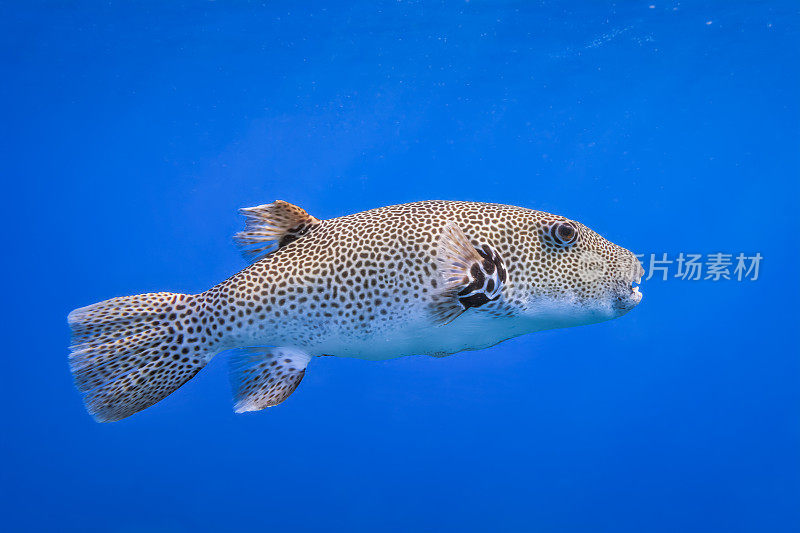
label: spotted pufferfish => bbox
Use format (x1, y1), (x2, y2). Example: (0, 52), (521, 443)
(69, 200), (644, 422)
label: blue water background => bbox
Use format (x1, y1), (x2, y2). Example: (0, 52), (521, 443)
(3, 2), (799, 532)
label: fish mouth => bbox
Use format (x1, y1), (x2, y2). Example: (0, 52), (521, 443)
(630, 275), (643, 303)
(613, 273), (643, 312)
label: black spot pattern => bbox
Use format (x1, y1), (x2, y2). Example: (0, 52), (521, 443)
(68, 200), (642, 422)
(68, 292), (214, 422)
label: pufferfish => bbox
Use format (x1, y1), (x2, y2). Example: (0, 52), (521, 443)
(68, 200), (644, 422)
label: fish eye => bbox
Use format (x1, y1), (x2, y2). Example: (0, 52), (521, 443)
(557, 223), (575, 241)
(549, 221), (579, 247)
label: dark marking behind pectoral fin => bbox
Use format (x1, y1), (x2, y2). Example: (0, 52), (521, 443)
(456, 244), (506, 309)
(234, 200), (321, 262)
(430, 222), (507, 326)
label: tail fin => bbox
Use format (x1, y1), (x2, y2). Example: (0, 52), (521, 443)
(68, 292), (215, 422)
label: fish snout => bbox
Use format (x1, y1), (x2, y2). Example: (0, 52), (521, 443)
(612, 252), (644, 313)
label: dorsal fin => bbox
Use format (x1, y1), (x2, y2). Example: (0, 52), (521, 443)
(233, 200), (321, 262)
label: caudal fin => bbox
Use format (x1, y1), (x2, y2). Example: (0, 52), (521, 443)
(68, 292), (215, 422)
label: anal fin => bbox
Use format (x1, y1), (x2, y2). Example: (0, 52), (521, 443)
(229, 347), (312, 413)
(234, 200), (321, 262)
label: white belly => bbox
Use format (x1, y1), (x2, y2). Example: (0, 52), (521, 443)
(319, 299), (622, 359)
(307, 314), (523, 360)
(229, 298), (617, 361)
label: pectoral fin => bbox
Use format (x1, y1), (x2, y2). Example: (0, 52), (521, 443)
(228, 347), (312, 413)
(430, 222), (507, 325)
(234, 200), (320, 262)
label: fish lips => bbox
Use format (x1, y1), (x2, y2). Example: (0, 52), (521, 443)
(612, 276), (643, 312)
